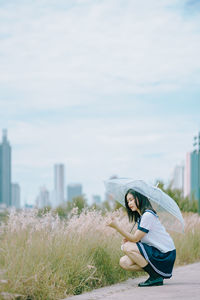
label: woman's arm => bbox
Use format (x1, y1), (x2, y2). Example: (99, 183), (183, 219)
(106, 218), (146, 242)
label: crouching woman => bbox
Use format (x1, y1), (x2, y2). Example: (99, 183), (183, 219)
(106, 189), (176, 287)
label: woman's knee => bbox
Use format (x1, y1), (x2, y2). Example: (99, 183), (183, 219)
(119, 255), (133, 269)
(123, 242), (139, 254)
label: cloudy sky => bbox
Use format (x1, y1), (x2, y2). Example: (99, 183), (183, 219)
(0, 0), (200, 205)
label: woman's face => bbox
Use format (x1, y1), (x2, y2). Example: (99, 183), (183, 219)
(127, 193), (138, 212)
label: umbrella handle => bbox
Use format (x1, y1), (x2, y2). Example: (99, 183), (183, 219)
(155, 182), (159, 188)
(130, 222), (136, 233)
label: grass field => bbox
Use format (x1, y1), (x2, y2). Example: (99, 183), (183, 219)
(0, 209), (199, 299)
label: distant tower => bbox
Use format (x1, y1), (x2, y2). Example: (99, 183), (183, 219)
(104, 175), (118, 208)
(12, 183), (20, 209)
(0, 129), (12, 207)
(54, 164), (65, 206)
(92, 195), (101, 205)
(36, 186), (50, 208)
(67, 183), (82, 202)
(171, 164), (184, 193)
(190, 132), (200, 213)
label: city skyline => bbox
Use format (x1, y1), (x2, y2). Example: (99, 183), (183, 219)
(0, 128), (199, 207)
(0, 1), (200, 205)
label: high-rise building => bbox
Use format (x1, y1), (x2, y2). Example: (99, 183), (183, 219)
(67, 183), (82, 202)
(36, 186), (50, 208)
(54, 164), (65, 206)
(0, 129), (12, 207)
(92, 195), (101, 205)
(190, 132), (200, 213)
(104, 175), (118, 209)
(171, 164), (184, 192)
(11, 183), (20, 209)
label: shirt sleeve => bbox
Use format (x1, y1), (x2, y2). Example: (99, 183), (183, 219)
(138, 212), (156, 233)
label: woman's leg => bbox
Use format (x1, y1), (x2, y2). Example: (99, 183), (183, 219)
(123, 242), (163, 286)
(119, 255), (142, 271)
(123, 242), (148, 268)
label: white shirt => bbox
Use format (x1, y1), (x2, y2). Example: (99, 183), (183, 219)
(138, 210), (175, 253)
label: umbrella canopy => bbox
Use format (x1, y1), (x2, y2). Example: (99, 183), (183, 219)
(104, 178), (184, 233)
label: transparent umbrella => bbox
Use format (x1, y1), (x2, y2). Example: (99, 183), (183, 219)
(104, 178), (184, 233)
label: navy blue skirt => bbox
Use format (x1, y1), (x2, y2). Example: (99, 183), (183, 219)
(137, 242), (176, 279)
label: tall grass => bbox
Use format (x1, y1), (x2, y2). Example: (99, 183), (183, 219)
(172, 212), (200, 265)
(0, 209), (199, 299)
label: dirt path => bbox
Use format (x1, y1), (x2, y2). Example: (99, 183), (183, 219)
(64, 262), (200, 300)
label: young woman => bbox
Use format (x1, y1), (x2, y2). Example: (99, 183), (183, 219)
(107, 188), (176, 287)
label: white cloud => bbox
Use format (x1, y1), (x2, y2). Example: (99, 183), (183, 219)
(1, 0), (200, 112)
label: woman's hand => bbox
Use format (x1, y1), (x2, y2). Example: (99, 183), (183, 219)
(122, 237), (129, 244)
(106, 216), (118, 229)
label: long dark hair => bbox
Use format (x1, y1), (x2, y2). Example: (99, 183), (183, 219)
(125, 189), (156, 223)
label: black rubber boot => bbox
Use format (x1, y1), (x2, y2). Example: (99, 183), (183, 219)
(138, 264), (163, 287)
